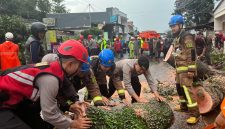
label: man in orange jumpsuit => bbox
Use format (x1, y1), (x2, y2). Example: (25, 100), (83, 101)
(0, 32), (21, 71)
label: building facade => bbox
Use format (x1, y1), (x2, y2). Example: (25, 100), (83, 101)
(214, 0), (225, 31)
(45, 7), (128, 39)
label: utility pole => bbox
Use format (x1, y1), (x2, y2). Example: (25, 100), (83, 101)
(88, 3), (92, 27)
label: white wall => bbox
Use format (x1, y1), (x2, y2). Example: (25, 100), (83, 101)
(214, 18), (223, 31)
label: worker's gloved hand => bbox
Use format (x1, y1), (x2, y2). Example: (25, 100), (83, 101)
(117, 89), (126, 100)
(94, 100), (106, 106)
(119, 93), (125, 100)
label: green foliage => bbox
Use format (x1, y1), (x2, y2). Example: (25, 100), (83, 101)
(37, 0), (52, 14)
(52, 0), (69, 13)
(174, 0), (215, 27)
(88, 106), (147, 129)
(131, 100), (174, 129)
(81, 27), (102, 39)
(87, 100), (174, 129)
(0, 15), (27, 64)
(0, 0), (69, 20)
(0, 15), (27, 38)
(0, 0), (41, 20)
(211, 49), (225, 65)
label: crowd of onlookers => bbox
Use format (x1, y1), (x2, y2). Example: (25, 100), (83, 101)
(1, 29), (225, 72)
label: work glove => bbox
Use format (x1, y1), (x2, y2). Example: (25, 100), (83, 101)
(117, 89), (126, 100)
(119, 93), (125, 100)
(94, 100), (106, 106)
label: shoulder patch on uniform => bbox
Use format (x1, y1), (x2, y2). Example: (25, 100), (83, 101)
(35, 62), (49, 67)
(185, 39), (194, 48)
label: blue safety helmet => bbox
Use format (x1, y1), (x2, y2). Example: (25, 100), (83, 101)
(80, 57), (91, 72)
(98, 49), (114, 67)
(169, 15), (184, 27)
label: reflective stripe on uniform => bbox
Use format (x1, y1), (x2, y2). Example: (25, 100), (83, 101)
(185, 40), (193, 48)
(7, 73), (33, 85)
(186, 43), (193, 48)
(117, 89), (125, 94)
(179, 99), (186, 103)
(183, 85), (197, 108)
(93, 96), (103, 102)
(188, 65), (196, 70)
(176, 66), (188, 73)
(14, 71), (34, 81)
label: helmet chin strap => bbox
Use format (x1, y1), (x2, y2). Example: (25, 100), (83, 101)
(173, 25), (183, 37)
(58, 57), (69, 77)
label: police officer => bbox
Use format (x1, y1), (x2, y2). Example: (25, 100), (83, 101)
(107, 56), (163, 103)
(0, 40), (92, 129)
(42, 54), (109, 107)
(25, 22), (47, 64)
(169, 15), (199, 124)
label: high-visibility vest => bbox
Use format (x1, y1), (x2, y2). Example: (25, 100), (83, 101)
(100, 39), (107, 50)
(140, 39), (144, 48)
(0, 61), (64, 108)
(0, 41), (21, 70)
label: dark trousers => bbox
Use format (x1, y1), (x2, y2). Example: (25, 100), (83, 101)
(14, 100), (53, 129)
(0, 110), (31, 129)
(107, 76), (142, 103)
(98, 84), (110, 98)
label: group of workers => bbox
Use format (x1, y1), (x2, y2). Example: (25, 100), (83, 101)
(0, 22), (163, 128)
(0, 14), (224, 129)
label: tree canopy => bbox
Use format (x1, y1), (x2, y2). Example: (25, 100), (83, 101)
(174, 0), (219, 27)
(0, 0), (68, 21)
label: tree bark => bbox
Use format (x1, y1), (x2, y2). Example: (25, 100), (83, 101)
(194, 75), (225, 114)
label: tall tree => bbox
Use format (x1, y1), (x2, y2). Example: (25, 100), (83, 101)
(0, 15), (27, 40)
(37, 0), (51, 13)
(0, 0), (40, 19)
(52, 0), (69, 13)
(174, 0), (218, 27)
(37, 0), (52, 18)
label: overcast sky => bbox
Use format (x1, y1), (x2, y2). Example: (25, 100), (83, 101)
(64, 0), (176, 33)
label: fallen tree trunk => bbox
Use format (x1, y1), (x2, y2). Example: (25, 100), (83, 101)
(87, 99), (174, 129)
(166, 59), (225, 114)
(193, 75), (225, 114)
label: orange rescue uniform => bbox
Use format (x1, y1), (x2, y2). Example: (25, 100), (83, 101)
(0, 41), (21, 70)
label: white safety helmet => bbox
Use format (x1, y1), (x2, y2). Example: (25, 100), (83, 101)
(5, 32), (14, 40)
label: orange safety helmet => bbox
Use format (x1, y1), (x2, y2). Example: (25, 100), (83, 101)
(57, 40), (88, 63)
